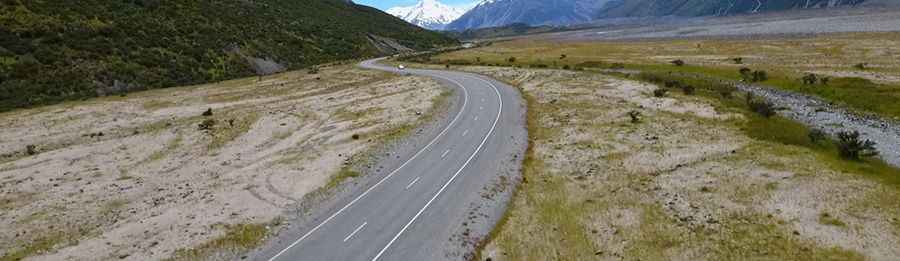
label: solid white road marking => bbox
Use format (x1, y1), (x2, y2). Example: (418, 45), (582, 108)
(343, 222), (367, 242)
(405, 177), (421, 190)
(267, 59), (472, 261)
(371, 74), (504, 261)
(441, 149), (451, 158)
(462, 129), (469, 137)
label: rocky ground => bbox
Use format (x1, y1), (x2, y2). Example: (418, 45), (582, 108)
(429, 66), (900, 260)
(0, 65), (446, 260)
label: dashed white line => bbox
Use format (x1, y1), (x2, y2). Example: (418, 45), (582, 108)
(462, 129), (469, 137)
(440, 149), (451, 158)
(342, 222), (367, 242)
(474, 116), (479, 121)
(371, 74), (504, 261)
(405, 177), (421, 190)
(266, 59), (472, 261)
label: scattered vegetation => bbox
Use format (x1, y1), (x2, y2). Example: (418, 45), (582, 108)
(853, 63), (868, 70)
(670, 59), (685, 66)
(25, 145), (36, 156)
(732, 57), (743, 64)
(819, 212), (847, 227)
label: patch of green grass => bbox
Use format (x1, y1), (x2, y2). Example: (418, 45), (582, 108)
(1, 234), (68, 261)
(166, 223), (270, 261)
(142, 100), (177, 111)
(819, 212), (847, 227)
(324, 167), (361, 189)
(207, 112), (260, 151)
(712, 213), (863, 260)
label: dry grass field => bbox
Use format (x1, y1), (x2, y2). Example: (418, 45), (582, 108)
(429, 66), (900, 261)
(0, 65), (447, 260)
(435, 32), (900, 119)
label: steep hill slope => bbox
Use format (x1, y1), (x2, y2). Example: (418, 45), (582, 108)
(0, 0), (455, 111)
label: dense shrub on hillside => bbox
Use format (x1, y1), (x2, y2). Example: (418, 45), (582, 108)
(0, 0), (455, 111)
(836, 131), (878, 160)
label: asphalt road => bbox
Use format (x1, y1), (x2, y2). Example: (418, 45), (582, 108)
(258, 58), (525, 261)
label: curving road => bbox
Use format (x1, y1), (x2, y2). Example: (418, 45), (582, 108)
(256, 58), (526, 261)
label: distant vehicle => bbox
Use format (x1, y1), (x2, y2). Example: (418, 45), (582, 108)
(398, 64), (406, 70)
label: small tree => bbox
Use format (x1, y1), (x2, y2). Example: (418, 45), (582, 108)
(752, 70), (768, 82)
(202, 108), (213, 117)
(836, 131), (878, 160)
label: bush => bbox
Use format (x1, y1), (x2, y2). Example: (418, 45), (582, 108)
(351, 134), (361, 140)
(198, 119), (216, 131)
(802, 73), (818, 85)
(562, 65), (571, 70)
(836, 131), (878, 160)
(628, 110), (642, 123)
(746, 94), (776, 118)
(25, 145), (37, 156)
(740, 68), (768, 82)
(808, 129), (827, 144)
(716, 84), (737, 99)
(653, 88), (668, 98)
(202, 108), (213, 116)
(507, 57), (517, 63)
(682, 85), (696, 95)
(307, 67), (319, 74)
(609, 63), (625, 69)
(670, 59), (685, 66)
(853, 63), (867, 70)
(732, 57), (743, 64)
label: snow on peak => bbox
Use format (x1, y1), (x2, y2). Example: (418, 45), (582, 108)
(387, 0), (467, 30)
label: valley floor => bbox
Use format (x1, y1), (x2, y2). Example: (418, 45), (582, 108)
(0, 65), (447, 260)
(440, 65), (900, 260)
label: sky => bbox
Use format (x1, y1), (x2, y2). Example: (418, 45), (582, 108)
(355, 0), (478, 11)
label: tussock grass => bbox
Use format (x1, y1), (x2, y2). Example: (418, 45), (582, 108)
(166, 223), (270, 261)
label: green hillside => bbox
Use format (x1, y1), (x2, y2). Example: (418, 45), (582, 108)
(0, 0), (456, 111)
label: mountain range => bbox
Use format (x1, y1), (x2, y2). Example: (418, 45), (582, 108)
(444, 0), (886, 31)
(0, 0), (455, 111)
(387, 0), (468, 30)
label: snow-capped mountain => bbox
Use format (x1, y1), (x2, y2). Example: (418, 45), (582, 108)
(387, 0), (467, 30)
